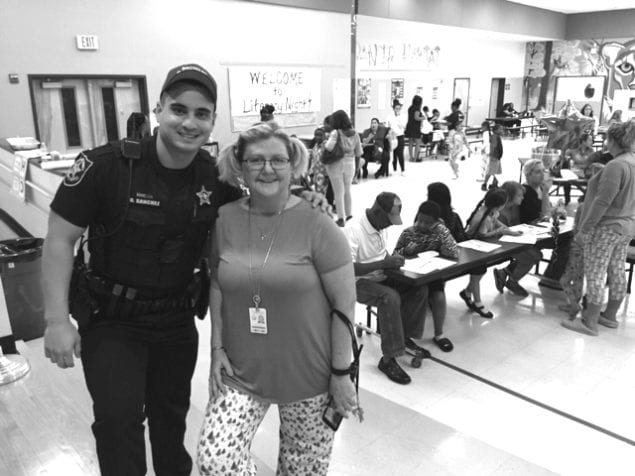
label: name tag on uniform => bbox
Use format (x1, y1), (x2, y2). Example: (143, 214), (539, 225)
(249, 307), (268, 334)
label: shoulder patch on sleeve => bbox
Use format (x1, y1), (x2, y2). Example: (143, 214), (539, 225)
(63, 153), (94, 187)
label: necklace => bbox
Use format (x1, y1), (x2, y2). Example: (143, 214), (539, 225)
(247, 198), (287, 309)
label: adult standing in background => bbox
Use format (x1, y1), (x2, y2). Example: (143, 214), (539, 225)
(404, 94), (424, 166)
(445, 98), (464, 131)
(385, 98), (406, 178)
(324, 109), (362, 227)
(198, 123), (357, 474)
(563, 120), (635, 336)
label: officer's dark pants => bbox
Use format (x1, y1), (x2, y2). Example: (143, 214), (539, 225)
(80, 317), (198, 476)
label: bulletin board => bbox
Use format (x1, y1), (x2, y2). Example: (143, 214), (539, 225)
(553, 76), (605, 119)
(227, 66), (321, 131)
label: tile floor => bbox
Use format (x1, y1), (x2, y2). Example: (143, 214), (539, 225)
(9, 136), (633, 475)
(189, 136), (634, 475)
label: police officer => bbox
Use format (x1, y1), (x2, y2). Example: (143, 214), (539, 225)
(42, 64), (241, 476)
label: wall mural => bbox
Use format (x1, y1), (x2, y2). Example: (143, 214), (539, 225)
(523, 38), (635, 122)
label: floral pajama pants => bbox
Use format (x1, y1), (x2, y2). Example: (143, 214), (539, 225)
(583, 225), (631, 306)
(197, 387), (334, 476)
(560, 239), (584, 305)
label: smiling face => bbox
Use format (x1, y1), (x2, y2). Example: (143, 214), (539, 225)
(156, 83), (216, 165)
(241, 137), (292, 201)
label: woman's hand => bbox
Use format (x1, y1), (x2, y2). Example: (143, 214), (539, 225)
(503, 228), (523, 236)
(210, 347), (234, 398)
(329, 375), (357, 418)
(300, 190), (332, 215)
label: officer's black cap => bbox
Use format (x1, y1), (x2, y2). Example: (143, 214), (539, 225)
(161, 64), (217, 104)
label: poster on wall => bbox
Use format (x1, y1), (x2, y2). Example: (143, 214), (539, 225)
(227, 66), (321, 131)
(391, 79), (404, 103)
(357, 78), (371, 108)
(553, 76), (605, 119)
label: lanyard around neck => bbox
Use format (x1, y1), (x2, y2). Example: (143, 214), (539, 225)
(247, 199), (286, 308)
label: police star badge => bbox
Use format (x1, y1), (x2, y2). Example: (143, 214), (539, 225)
(196, 185), (212, 206)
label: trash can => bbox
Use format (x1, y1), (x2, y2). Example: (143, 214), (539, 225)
(0, 238), (46, 341)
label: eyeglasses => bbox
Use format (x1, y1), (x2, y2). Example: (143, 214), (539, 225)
(243, 157), (290, 170)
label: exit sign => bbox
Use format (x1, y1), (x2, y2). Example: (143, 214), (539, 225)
(76, 35), (99, 51)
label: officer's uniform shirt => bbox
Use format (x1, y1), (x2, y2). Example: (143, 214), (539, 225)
(51, 135), (242, 289)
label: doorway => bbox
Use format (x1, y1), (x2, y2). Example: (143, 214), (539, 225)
(452, 78), (470, 125)
(29, 75), (148, 153)
(489, 78), (505, 118)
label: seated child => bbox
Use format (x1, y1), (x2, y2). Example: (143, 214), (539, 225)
(394, 201), (457, 352)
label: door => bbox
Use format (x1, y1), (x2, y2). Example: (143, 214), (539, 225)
(30, 76), (146, 153)
(489, 78), (505, 118)
(452, 78), (470, 125)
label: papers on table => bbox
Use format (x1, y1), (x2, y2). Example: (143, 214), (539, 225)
(401, 253), (456, 275)
(457, 240), (501, 252)
(499, 223), (550, 244)
(498, 218), (575, 244)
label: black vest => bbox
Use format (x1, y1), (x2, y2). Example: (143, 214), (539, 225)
(88, 140), (220, 291)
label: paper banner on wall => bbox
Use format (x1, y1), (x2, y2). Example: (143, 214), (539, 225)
(228, 66), (321, 131)
(357, 78), (371, 109)
(391, 79), (404, 103)
(357, 42), (440, 71)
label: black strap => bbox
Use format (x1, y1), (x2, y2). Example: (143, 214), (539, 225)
(330, 309), (363, 394)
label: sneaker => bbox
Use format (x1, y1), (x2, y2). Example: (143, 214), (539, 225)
(404, 338), (431, 359)
(505, 278), (529, 297)
(335, 218), (345, 227)
(493, 268), (507, 293)
(378, 357), (411, 384)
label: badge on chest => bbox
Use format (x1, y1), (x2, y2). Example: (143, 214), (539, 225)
(249, 307), (268, 334)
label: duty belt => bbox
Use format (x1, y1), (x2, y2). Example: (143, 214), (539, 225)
(85, 273), (197, 320)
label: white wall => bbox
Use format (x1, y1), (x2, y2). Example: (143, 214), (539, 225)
(355, 15), (527, 128)
(0, 0), (350, 147)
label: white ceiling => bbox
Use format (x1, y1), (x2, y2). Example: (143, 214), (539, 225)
(506, 0), (635, 14)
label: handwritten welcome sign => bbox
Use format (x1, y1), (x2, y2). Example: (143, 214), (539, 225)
(357, 42), (441, 71)
(228, 66), (321, 130)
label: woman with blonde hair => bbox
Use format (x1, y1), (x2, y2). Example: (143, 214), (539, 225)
(197, 123), (359, 474)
